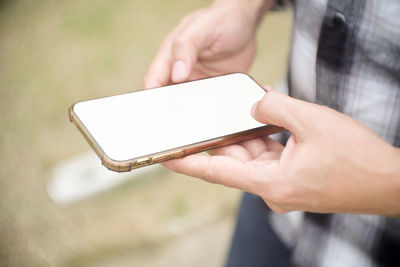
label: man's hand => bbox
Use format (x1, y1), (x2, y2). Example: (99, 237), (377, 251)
(144, 0), (273, 88)
(164, 89), (400, 216)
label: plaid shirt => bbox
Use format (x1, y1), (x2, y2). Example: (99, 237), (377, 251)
(271, 0), (400, 266)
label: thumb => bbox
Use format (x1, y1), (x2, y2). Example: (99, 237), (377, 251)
(171, 39), (199, 83)
(251, 90), (312, 140)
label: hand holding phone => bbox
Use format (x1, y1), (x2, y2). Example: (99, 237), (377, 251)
(69, 73), (284, 172)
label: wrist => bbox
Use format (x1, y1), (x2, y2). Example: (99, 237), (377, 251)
(212, 0), (274, 25)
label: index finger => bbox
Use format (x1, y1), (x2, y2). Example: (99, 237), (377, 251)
(143, 37), (173, 89)
(163, 154), (253, 192)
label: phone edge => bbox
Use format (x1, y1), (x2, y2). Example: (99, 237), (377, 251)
(70, 103), (284, 172)
(68, 73), (286, 172)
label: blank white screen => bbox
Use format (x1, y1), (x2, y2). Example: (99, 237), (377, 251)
(73, 73), (266, 161)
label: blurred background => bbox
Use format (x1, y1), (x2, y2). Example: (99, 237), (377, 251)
(0, 0), (292, 266)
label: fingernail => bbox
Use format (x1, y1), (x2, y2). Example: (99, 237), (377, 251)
(172, 60), (187, 82)
(251, 101), (259, 117)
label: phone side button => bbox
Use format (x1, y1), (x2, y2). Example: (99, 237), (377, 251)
(135, 157), (150, 168)
(151, 150), (184, 164)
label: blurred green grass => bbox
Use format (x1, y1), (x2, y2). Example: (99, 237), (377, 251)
(0, 1), (292, 266)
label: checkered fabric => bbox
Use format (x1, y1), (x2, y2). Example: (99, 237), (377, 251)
(270, 0), (400, 266)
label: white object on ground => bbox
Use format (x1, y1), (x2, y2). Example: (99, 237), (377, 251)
(47, 151), (161, 204)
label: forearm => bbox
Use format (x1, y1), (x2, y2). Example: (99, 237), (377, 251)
(374, 147), (400, 216)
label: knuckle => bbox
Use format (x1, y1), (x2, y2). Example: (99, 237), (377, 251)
(202, 158), (216, 183)
(268, 184), (296, 206)
(204, 168), (213, 182)
(172, 38), (196, 57)
(172, 38), (186, 50)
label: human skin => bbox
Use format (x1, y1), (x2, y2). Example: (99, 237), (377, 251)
(143, 0), (272, 88)
(144, 0), (400, 216)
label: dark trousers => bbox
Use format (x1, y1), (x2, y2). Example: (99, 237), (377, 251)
(225, 192), (292, 267)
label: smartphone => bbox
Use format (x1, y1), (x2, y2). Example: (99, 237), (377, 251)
(69, 73), (284, 172)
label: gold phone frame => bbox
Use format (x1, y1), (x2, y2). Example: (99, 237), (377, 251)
(69, 76), (285, 172)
